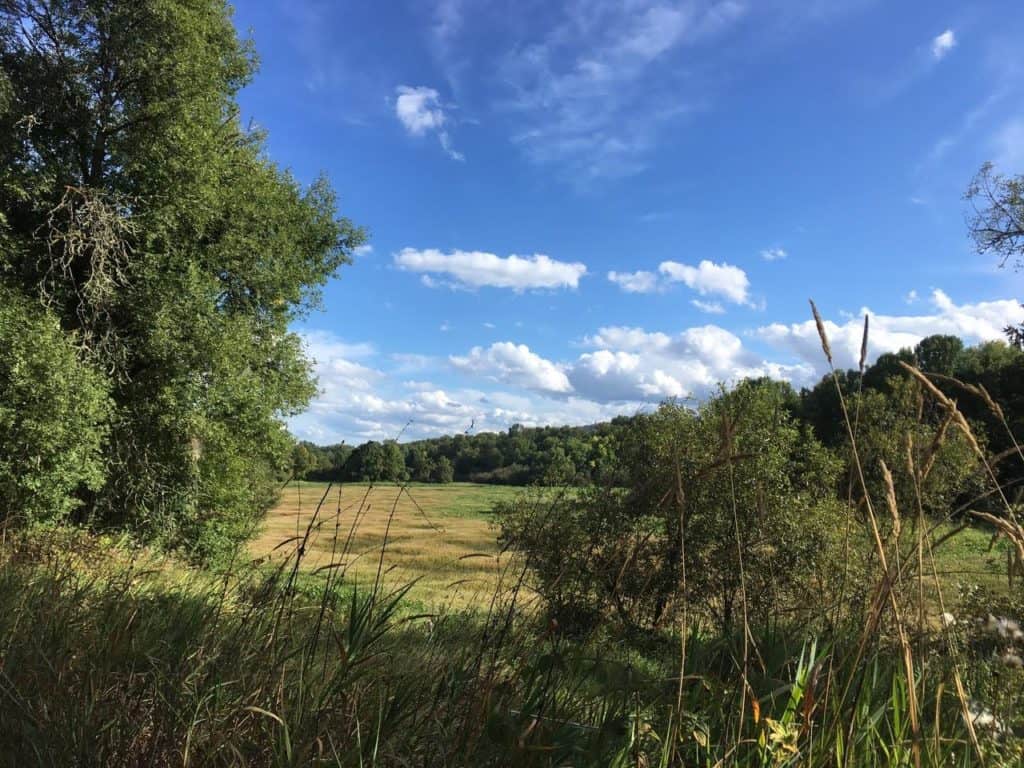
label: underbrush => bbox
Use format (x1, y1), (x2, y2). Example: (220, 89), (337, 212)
(1, 526), (1022, 767)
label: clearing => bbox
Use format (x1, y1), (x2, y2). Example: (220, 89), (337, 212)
(251, 481), (523, 608)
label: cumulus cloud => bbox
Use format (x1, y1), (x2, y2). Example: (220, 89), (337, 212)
(756, 290), (1024, 376)
(396, 248), (587, 291)
(450, 342), (572, 393)
(446, 324), (810, 406)
(608, 260), (753, 306)
(659, 259), (751, 304)
(394, 85), (464, 160)
(568, 324), (812, 403)
(291, 292), (1024, 444)
(301, 332), (383, 396)
(353, 244), (373, 257)
(292, 346), (640, 444)
(931, 29), (956, 60)
(608, 270), (660, 293)
(761, 247), (787, 261)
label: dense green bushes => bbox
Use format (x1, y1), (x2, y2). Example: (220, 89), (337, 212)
(497, 380), (854, 634)
(0, 290), (109, 526)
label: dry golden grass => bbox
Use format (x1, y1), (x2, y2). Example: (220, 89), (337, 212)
(251, 482), (523, 608)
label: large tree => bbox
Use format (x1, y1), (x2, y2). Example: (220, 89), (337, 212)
(966, 162), (1024, 348)
(0, 0), (364, 561)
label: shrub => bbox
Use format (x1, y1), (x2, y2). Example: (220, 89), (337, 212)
(0, 289), (110, 526)
(498, 379), (849, 634)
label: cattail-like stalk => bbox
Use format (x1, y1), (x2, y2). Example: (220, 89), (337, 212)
(859, 314), (869, 373)
(809, 300), (832, 366)
(880, 459), (900, 539)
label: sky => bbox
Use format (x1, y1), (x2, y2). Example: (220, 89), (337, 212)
(230, 0), (1024, 445)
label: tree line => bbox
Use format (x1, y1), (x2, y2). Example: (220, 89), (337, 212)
(294, 331), (1024, 495)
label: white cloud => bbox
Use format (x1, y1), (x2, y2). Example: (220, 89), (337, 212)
(395, 85), (445, 134)
(394, 85), (464, 160)
(608, 269), (660, 293)
(450, 342), (572, 393)
(761, 247), (787, 261)
(905, 289), (918, 304)
(659, 259), (751, 304)
(395, 248), (587, 291)
(389, 353), (437, 373)
(568, 324), (812, 403)
(302, 330), (376, 360)
(756, 290), (1024, 376)
(931, 29), (956, 60)
(691, 299), (725, 314)
(291, 289), (1024, 444)
(301, 332), (383, 396)
(291, 330), (644, 444)
(353, 244), (373, 257)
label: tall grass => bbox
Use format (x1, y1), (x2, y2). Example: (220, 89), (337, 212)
(1, 303), (1022, 766)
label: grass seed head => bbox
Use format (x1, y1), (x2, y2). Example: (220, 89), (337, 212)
(809, 300), (832, 366)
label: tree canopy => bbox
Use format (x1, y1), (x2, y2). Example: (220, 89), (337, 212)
(0, 0), (363, 561)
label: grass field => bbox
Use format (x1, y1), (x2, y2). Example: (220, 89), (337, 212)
(251, 481), (524, 608)
(253, 481), (1014, 615)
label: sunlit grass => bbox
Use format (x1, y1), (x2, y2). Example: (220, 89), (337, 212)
(251, 481), (523, 608)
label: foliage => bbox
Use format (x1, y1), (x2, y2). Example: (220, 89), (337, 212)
(0, 0), (364, 561)
(1, 524), (1017, 767)
(851, 376), (984, 518)
(431, 455), (455, 483)
(0, 290), (109, 526)
(498, 380), (848, 634)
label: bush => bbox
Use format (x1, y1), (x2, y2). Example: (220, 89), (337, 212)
(498, 379), (850, 634)
(0, 289), (110, 526)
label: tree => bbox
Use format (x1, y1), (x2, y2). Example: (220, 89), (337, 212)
(852, 377), (982, 518)
(966, 163), (1024, 347)
(0, 289), (110, 526)
(346, 442), (385, 482)
(381, 440), (406, 482)
(0, 0), (364, 561)
(404, 443), (432, 482)
(915, 334), (964, 377)
(291, 443), (317, 480)
(431, 456), (454, 484)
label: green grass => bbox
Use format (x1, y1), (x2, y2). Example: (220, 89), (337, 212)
(3, 527), (1021, 766)
(2, 487), (1022, 765)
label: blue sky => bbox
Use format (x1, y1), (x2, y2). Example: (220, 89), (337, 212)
(231, 0), (1024, 444)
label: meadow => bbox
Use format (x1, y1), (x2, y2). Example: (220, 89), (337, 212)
(251, 482), (521, 607)
(253, 480), (1012, 618)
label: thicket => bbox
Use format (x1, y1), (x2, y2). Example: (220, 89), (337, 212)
(0, 0), (363, 563)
